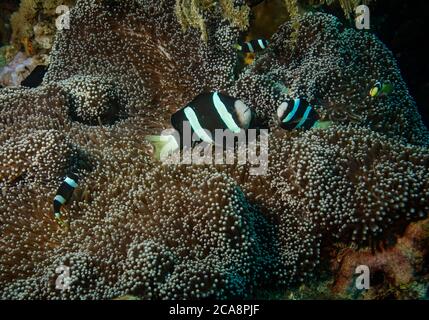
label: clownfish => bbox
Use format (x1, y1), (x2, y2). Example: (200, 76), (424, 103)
(146, 92), (254, 160)
(234, 39), (269, 53)
(53, 173), (79, 227)
(369, 81), (394, 97)
(277, 98), (321, 130)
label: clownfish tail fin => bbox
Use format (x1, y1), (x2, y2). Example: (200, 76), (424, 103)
(145, 135), (180, 161)
(312, 120), (333, 130)
(233, 43), (242, 51)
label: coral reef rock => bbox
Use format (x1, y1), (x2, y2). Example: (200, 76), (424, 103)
(330, 218), (429, 299)
(10, 0), (76, 55)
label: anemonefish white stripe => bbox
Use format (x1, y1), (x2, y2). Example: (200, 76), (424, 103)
(184, 107), (214, 144)
(54, 195), (67, 205)
(258, 39), (266, 49)
(247, 42), (254, 52)
(283, 99), (301, 123)
(277, 102), (289, 119)
(295, 106), (313, 129)
(212, 92), (242, 133)
(64, 177), (78, 188)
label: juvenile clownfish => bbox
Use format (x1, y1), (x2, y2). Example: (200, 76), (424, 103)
(277, 98), (321, 131)
(369, 81), (394, 97)
(234, 39), (269, 54)
(146, 92), (254, 160)
(53, 173), (79, 228)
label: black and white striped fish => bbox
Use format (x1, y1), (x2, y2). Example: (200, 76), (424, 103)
(146, 92), (253, 160)
(235, 39), (269, 53)
(53, 173), (79, 226)
(277, 98), (320, 130)
(171, 92), (253, 143)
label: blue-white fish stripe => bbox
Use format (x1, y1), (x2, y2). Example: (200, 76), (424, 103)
(283, 99), (301, 123)
(295, 106), (313, 129)
(247, 42), (254, 52)
(212, 92), (242, 133)
(54, 195), (67, 205)
(258, 39), (266, 49)
(184, 107), (214, 143)
(65, 177), (78, 188)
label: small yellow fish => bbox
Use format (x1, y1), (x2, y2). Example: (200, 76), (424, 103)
(370, 81), (394, 97)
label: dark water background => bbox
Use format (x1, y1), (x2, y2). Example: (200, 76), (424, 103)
(317, 0), (429, 129)
(372, 0), (429, 129)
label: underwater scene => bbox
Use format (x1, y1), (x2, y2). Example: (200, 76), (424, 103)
(0, 0), (429, 301)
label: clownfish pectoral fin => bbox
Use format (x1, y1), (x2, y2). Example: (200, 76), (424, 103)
(312, 120), (333, 130)
(145, 135), (180, 161)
